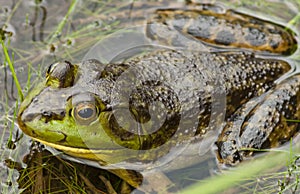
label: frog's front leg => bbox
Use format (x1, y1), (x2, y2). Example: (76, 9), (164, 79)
(216, 74), (300, 166)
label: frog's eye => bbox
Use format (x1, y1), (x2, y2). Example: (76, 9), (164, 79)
(46, 61), (77, 88)
(46, 62), (58, 76)
(73, 102), (98, 125)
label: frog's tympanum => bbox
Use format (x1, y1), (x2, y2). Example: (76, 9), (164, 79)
(18, 3), (299, 185)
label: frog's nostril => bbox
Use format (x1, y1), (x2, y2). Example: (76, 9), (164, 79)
(41, 109), (65, 121)
(41, 109), (52, 117)
(59, 110), (66, 117)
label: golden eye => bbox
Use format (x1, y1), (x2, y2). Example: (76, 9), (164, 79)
(46, 62), (59, 77)
(73, 102), (98, 125)
(46, 61), (76, 88)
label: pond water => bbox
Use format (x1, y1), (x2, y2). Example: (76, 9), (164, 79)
(1, 0), (300, 193)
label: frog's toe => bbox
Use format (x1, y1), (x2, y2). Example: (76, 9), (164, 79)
(216, 140), (242, 166)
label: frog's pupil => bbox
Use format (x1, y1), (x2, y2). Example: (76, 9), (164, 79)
(78, 108), (94, 119)
(46, 63), (55, 75)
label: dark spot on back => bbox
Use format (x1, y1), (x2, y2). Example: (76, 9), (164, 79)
(245, 27), (267, 46)
(269, 39), (279, 49)
(187, 27), (211, 39)
(185, 15), (217, 39)
(215, 30), (236, 45)
(267, 28), (280, 34)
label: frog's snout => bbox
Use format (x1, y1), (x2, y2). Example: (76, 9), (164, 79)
(19, 110), (41, 124)
(19, 107), (66, 124)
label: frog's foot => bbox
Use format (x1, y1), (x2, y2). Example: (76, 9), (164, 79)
(215, 108), (247, 166)
(216, 139), (242, 165)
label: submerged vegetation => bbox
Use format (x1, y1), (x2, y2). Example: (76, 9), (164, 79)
(183, 141), (300, 194)
(1, 0), (300, 193)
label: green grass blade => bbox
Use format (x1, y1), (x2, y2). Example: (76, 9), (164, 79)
(182, 152), (289, 194)
(48, 0), (78, 44)
(1, 40), (23, 101)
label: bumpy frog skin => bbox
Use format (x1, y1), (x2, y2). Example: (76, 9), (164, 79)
(18, 4), (299, 167)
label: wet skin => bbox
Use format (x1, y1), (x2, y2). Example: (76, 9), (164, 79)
(18, 4), (299, 168)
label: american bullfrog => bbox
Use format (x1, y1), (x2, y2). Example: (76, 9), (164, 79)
(18, 3), (299, 188)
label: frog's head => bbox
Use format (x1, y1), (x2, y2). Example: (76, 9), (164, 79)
(18, 59), (181, 164)
(18, 60), (129, 163)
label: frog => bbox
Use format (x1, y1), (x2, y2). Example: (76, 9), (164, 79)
(17, 3), (299, 190)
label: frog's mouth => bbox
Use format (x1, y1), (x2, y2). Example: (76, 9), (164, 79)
(30, 136), (133, 164)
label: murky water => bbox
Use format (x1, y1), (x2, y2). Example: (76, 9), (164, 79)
(1, 0), (300, 193)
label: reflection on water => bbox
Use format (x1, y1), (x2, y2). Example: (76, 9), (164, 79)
(1, 0), (300, 193)
(30, 3), (47, 42)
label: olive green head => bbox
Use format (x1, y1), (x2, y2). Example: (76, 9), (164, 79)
(18, 61), (128, 162)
